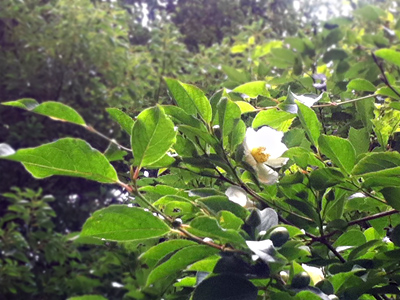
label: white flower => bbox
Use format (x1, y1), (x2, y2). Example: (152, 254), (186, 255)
(243, 127), (288, 184)
(302, 263), (324, 285)
(225, 186), (254, 207)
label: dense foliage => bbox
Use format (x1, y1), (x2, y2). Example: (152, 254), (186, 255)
(2, 0), (400, 299)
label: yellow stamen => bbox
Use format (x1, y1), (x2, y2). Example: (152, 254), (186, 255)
(251, 147), (270, 163)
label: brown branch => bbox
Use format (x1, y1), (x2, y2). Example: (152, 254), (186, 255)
(372, 52), (400, 98)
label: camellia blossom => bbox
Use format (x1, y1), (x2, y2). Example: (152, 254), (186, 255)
(243, 126), (288, 184)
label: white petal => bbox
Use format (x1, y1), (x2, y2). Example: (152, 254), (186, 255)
(256, 126), (284, 145)
(267, 141), (288, 159)
(243, 127), (258, 150)
(295, 93), (323, 107)
(266, 157), (289, 168)
(302, 264), (324, 284)
(254, 163), (279, 185)
(225, 186), (248, 207)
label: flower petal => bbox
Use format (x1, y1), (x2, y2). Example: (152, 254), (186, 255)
(266, 157), (289, 168)
(254, 163), (279, 185)
(302, 264), (324, 284)
(243, 127), (258, 151)
(225, 186), (248, 207)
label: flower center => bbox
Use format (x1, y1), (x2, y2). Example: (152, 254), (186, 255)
(251, 147), (270, 163)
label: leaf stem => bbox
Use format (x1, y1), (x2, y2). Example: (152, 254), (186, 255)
(85, 125), (132, 152)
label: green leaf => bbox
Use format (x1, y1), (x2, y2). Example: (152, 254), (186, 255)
(232, 81), (270, 98)
(347, 79), (376, 92)
(333, 230), (366, 248)
(355, 96), (374, 133)
(253, 110), (295, 132)
(348, 240), (382, 261)
(285, 199), (319, 222)
(131, 106), (176, 167)
(140, 240), (197, 267)
(193, 274), (258, 300)
(235, 101), (256, 114)
(104, 143), (127, 162)
(309, 168), (345, 190)
(348, 127), (370, 157)
(217, 98), (241, 139)
(218, 211), (244, 230)
(0, 138), (118, 183)
(222, 65), (250, 83)
(322, 49), (348, 63)
(188, 216), (246, 245)
(375, 49), (400, 68)
(2, 99), (86, 125)
(162, 105), (204, 128)
(319, 135), (356, 174)
(376, 87), (400, 100)
(229, 119), (246, 151)
(296, 101), (321, 148)
(146, 245), (218, 286)
(164, 78), (212, 122)
(67, 296), (107, 300)
(381, 187), (400, 210)
(352, 152), (400, 177)
(198, 196), (249, 220)
(106, 108), (134, 134)
(80, 205), (170, 241)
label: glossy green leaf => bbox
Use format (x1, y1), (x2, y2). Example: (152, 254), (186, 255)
(229, 119), (246, 151)
(296, 101), (321, 147)
(164, 78), (212, 122)
(235, 101), (256, 114)
(319, 135), (356, 174)
(285, 199), (319, 222)
(198, 196), (249, 220)
(140, 240), (197, 267)
(188, 216), (246, 245)
(218, 211), (244, 230)
(309, 168), (345, 190)
(252, 110), (295, 132)
(0, 138), (118, 183)
(348, 240), (382, 261)
(375, 49), (400, 68)
(381, 187), (400, 210)
(333, 230), (366, 247)
(232, 81), (270, 98)
(163, 105), (204, 128)
(193, 274), (258, 300)
(131, 106), (176, 167)
(347, 79), (376, 92)
(2, 99), (86, 125)
(106, 108), (134, 134)
(217, 98), (241, 139)
(146, 245), (218, 286)
(352, 152), (400, 177)
(348, 127), (370, 157)
(80, 205), (170, 241)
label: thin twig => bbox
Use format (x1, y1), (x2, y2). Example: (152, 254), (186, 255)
(372, 52), (400, 98)
(85, 125), (132, 152)
(312, 94), (376, 108)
